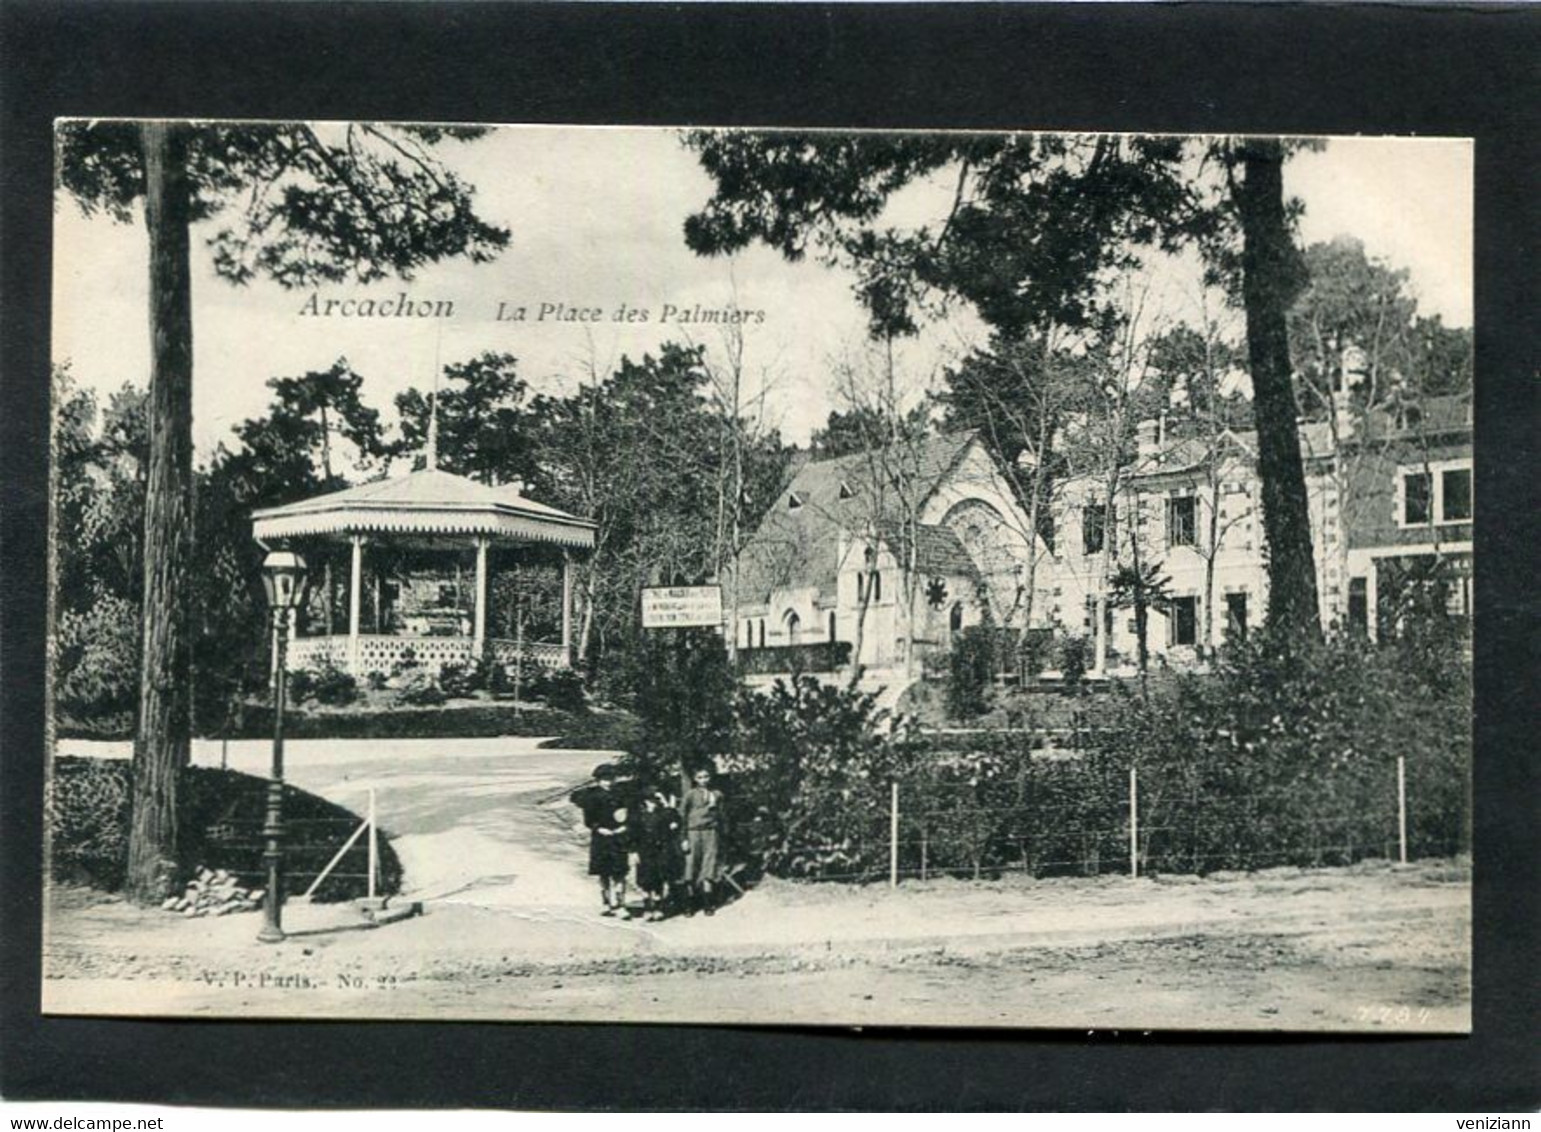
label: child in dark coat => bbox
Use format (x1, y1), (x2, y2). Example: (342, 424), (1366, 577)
(572, 763), (630, 916)
(631, 786), (683, 921)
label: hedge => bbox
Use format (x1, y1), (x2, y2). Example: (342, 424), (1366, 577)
(46, 755), (403, 900)
(737, 640), (852, 676)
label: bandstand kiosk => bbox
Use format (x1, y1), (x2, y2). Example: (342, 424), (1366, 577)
(251, 467), (595, 678)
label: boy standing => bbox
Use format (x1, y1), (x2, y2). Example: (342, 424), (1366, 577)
(680, 765), (726, 915)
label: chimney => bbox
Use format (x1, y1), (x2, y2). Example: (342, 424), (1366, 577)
(1136, 418), (1161, 460)
(1331, 390), (1355, 443)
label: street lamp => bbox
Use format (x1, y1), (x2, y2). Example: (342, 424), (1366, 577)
(258, 549), (308, 943)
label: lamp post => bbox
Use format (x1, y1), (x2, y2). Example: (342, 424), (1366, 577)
(258, 550), (308, 943)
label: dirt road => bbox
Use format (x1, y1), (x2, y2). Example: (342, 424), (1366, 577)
(45, 737), (1470, 1031)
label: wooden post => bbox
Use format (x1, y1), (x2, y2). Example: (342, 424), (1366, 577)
(1129, 766), (1139, 879)
(1397, 755), (1408, 865)
(473, 538), (488, 654)
(368, 787), (378, 900)
(560, 550), (573, 668)
(302, 816), (369, 900)
(514, 612), (525, 715)
(889, 781), (900, 889)
(348, 535), (363, 676)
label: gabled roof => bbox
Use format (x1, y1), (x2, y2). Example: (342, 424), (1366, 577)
(1361, 393), (1473, 442)
(251, 467), (596, 548)
(907, 523), (981, 580)
(1134, 419), (1338, 480)
(732, 431), (979, 604)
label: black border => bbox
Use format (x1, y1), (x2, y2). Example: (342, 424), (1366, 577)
(3, 1), (1537, 1112)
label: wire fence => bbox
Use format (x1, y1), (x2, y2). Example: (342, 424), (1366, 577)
(741, 755), (1464, 885)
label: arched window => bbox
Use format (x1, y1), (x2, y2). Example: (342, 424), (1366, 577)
(758, 619), (766, 648)
(870, 571), (882, 602)
(828, 611), (837, 641)
(783, 609), (802, 646)
(949, 602), (964, 632)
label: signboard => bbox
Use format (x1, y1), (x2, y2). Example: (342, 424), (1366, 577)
(641, 585), (724, 629)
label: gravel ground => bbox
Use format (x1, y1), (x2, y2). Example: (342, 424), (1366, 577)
(42, 863), (1470, 1032)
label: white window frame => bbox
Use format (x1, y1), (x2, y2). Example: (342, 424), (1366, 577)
(1397, 458), (1473, 529)
(1168, 593), (1199, 647)
(1166, 493), (1198, 549)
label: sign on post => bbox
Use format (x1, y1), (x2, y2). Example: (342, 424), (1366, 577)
(641, 585), (724, 630)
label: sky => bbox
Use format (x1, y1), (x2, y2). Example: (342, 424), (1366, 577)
(51, 127), (1472, 459)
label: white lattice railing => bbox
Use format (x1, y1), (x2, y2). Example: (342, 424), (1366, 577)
(287, 634), (568, 676)
(486, 638), (566, 671)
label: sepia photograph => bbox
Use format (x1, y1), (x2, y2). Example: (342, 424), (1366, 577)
(42, 121), (1473, 1031)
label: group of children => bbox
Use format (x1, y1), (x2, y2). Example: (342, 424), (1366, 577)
(571, 762), (728, 921)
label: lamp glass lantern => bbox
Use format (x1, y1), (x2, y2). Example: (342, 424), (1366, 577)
(261, 550), (310, 612)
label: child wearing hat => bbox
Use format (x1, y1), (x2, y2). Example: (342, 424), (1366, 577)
(572, 763), (630, 916)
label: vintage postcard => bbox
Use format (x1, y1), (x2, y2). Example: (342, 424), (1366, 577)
(44, 121), (1472, 1030)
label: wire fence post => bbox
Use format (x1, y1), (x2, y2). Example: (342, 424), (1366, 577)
(1397, 756), (1407, 865)
(367, 787), (378, 899)
(1128, 766), (1139, 879)
(889, 781), (900, 889)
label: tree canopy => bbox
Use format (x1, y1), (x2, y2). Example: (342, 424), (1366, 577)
(396, 351), (535, 484)
(1288, 235), (1472, 413)
(684, 131), (1210, 339)
(684, 130), (1323, 638)
(57, 122), (509, 286)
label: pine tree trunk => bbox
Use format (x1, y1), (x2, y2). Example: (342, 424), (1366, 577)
(1234, 139), (1321, 637)
(127, 121), (195, 904)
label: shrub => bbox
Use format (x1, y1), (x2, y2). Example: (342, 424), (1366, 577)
(45, 755), (132, 889)
(616, 627), (736, 783)
(532, 667), (587, 713)
(903, 733), (1128, 879)
(946, 626), (997, 719)
(289, 658), (358, 707)
(1019, 628), (1054, 680)
(484, 659), (513, 696)
(437, 659), (486, 699)
(732, 674), (924, 880)
(306, 658), (359, 707)
(365, 670), (388, 692)
(288, 667), (317, 703)
(393, 669), (447, 707)
(1057, 634), (1091, 688)
(748, 626), (1470, 883)
(1096, 625), (1471, 872)
(53, 594), (140, 725)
